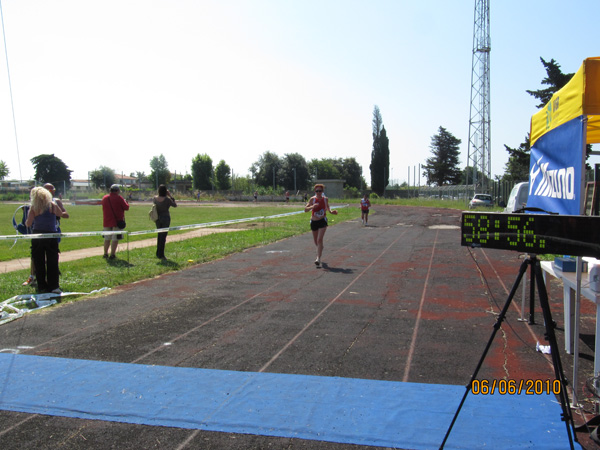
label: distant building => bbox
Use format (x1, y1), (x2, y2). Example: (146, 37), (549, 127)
(114, 174), (137, 188)
(313, 179), (345, 199)
(71, 179), (91, 191)
(0, 180), (32, 189)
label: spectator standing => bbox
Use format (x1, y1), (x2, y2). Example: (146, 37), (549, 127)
(23, 183), (69, 287)
(153, 184), (177, 259)
(25, 187), (66, 293)
(101, 184), (129, 259)
(44, 184), (69, 221)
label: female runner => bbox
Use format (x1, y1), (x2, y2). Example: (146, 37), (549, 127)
(304, 184), (337, 266)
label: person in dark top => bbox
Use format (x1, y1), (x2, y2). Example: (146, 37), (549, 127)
(25, 186), (66, 293)
(153, 184), (177, 259)
(23, 183), (69, 287)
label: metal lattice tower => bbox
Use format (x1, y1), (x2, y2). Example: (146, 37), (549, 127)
(466, 0), (491, 194)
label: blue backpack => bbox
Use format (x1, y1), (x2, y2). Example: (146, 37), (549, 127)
(12, 205), (31, 235)
(12, 204), (62, 242)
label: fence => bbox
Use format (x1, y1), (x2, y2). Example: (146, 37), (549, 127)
(378, 181), (520, 206)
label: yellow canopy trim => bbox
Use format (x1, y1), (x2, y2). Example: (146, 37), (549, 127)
(530, 57), (600, 146)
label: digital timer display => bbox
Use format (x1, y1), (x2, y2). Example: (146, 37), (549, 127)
(461, 212), (600, 258)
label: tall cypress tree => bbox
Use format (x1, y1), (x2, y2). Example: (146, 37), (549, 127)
(369, 106), (390, 195)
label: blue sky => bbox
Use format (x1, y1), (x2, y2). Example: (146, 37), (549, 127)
(0, 0), (598, 185)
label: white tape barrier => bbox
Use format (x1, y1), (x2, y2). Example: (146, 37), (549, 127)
(0, 288), (110, 326)
(0, 205), (349, 241)
(0, 205), (349, 325)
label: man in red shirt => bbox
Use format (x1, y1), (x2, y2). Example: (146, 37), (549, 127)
(101, 184), (129, 259)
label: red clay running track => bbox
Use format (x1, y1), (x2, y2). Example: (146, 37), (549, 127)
(0, 205), (598, 449)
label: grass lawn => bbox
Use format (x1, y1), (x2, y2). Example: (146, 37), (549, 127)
(0, 201), (361, 302)
(0, 202), (316, 261)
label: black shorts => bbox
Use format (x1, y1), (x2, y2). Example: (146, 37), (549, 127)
(361, 209), (369, 215)
(310, 218), (328, 231)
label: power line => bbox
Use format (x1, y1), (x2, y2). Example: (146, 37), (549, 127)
(0, 0), (22, 181)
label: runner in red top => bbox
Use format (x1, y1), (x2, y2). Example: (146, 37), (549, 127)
(304, 183), (337, 267)
(360, 193), (371, 226)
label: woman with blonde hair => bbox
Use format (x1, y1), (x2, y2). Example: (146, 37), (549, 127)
(304, 183), (337, 266)
(25, 186), (66, 293)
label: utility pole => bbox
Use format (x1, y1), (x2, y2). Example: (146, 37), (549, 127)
(293, 168), (296, 192)
(466, 0), (491, 196)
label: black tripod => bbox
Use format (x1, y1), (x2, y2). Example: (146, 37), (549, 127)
(440, 255), (577, 449)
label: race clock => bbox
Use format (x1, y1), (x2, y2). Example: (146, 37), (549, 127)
(461, 212), (600, 258)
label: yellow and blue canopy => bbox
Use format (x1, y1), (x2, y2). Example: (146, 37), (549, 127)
(531, 56), (600, 147)
(528, 57), (599, 215)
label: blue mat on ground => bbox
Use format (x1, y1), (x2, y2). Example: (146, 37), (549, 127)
(0, 353), (576, 449)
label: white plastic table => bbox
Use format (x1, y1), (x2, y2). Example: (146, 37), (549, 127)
(541, 259), (600, 377)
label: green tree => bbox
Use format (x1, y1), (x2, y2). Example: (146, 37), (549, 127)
(501, 58), (574, 182)
(280, 153), (309, 191)
(0, 160), (9, 180)
(231, 174), (254, 193)
(214, 160), (231, 190)
(89, 166), (116, 190)
(308, 159), (341, 180)
(422, 126), (462, 186)
(308, 157), (363, 190)
(30, 154), (72, 188)
(526, 58), (574, 108)
(133, 171), (146, 186)
(501, 135), (530, 183)
(250, 151), (281, 189)
(340, 157), (363, 190)
(149, 154), (171, 189)
(191, 154), (213, 190)
(369, 105), (390, 195)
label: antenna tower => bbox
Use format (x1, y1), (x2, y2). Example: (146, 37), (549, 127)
(466, 0), (491, 194)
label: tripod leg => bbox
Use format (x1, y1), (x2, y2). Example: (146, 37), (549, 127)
(440, 257), (530, 449)
(529, 260), (536, 324)
(534, 259), (577, 449)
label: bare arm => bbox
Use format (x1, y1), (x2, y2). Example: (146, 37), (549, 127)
(55, 199), (69, 218)
(25, 208), (36, 227)
(121, 195), (130, 211)
(52, 202), (65, 218)
(304, 198), (314, 213)
(168, 190), (177, 208)
(325, 198), (338, 215)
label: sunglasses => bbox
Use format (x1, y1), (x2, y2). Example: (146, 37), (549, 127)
(315, 190), (322, 193)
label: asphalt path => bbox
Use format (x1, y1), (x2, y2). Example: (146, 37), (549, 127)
(0, 205), (598, 449)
